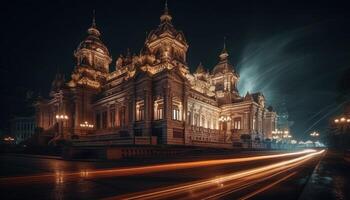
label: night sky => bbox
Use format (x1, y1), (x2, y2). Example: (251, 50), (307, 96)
(1, 0), (349, 140)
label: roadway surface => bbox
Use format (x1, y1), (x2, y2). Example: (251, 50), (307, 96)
(0, 149), (324, 200)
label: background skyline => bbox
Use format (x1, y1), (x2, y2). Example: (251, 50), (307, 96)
(1, 0), (349, 140)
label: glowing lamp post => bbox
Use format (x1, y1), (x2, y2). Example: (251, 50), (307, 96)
(80, 121), (94, 128)
(80, 121), (94, 135)
(334, 117), (350, 125)
(219, 115), (231, 143)
(310, 131), (320, 147)
(332, 115), (350, 149)
(56, 114), (68, 120)
(56, 114), (68, 138)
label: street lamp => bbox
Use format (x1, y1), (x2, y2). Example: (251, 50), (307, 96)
(56, 114), (68, 120)
(219, 115), (231, 143)
(310, 131), (320, 147)
(80, 121), (94, 128)
(310, 131), (319, 137)
(340, 117), (346, 122)
(56, 114), (68, 138)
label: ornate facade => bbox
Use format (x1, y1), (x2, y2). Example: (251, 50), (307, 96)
(36, 5), (277, 148)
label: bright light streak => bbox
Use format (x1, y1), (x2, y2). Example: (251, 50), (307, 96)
(105, 150), (324, 200)
(238, 172), (297, 200)
(0, 149), (317, 186)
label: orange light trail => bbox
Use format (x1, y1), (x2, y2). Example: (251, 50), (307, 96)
(0, 149), (317, 186)
(238, 172), (297, 200)
(105, 150), (325, 200)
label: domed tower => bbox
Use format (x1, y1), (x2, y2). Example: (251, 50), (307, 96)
(69, 13), (112, 89)
(143, 2), (189, 73)
(212, 42), (239, 105)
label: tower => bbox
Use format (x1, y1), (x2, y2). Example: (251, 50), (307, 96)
(67, 12), (112, 136)
(143, 2), (189, 68)
(212, 41), (239, 105)
(69, 12), (112, 89)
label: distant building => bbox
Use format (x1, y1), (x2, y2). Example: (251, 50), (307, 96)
(35, 4), (277, 148)
(11, 117), (36, 144)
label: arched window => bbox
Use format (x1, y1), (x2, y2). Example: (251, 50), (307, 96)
(194, 113), (199, 126)
(172, 97), (182, 121)
(154, 99), (164, 120)
(233, 117), (241, 130)
(172, 105), (180, 121)
(136, 100), (144, 121)
(201, 115), (205, 127)
(187, 111), (191, 125)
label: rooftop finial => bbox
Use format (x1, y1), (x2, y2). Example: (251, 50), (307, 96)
(160, 0), (172, 22)
(92, 9), (96, 27)
(223, 36), (227, 52)
(219, 36), (229, 60)
(165, 0), (168, 14)
(88, 9), (101, 36)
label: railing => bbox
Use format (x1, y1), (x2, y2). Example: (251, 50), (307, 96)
(94, 128), (123, 135)
(188, 125), (224, 143)
(190, 125), (220, 134)
(71, 135), (157, 147)
(73, 138), (134, 147)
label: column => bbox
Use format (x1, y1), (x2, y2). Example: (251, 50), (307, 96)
(144, 88), (151, 136)
(107, 104), (110, 128)
(163, 84), (171, 120)
(115, 102), (120, 128)
(183, 85), (189, 144)
(74, 98), (81, 129)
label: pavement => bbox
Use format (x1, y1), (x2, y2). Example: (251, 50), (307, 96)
(299, 150), (350, 200)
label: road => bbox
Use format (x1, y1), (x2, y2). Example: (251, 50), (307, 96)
(0, 149), (324, 200)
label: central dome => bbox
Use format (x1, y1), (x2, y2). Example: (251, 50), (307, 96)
(76, 23), (110, 57)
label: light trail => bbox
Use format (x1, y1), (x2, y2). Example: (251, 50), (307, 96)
(238, 172), (297, 200)
(106, 150), (325, 200)
(0, 149), (317, 186)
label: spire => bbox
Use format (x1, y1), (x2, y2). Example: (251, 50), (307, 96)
(223, 36), (227, 52)
(164, 0), (169, 15)
(88, 9), (101, 37)
(195, 62), (205, 74)
(92, 9), (96, 28)
(160, 0), (172, 23)
(244, 91), (253, 100)
(219, 36), (229, 60)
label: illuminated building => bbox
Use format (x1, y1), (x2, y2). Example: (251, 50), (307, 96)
(35, 4), (277, 147)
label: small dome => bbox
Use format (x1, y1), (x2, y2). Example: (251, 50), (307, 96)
(145, 2), (187, 46)
(212, 59), (234, 74)
(76, 23), (110, 57)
